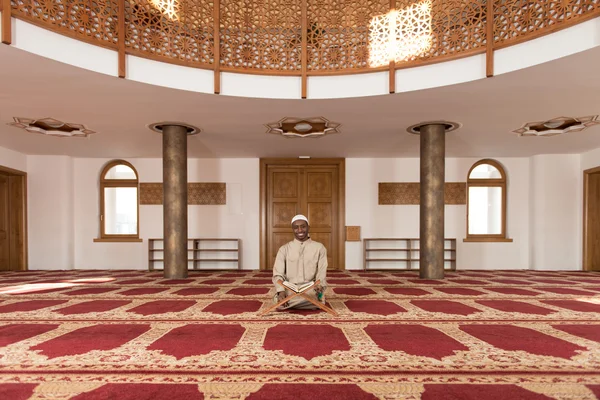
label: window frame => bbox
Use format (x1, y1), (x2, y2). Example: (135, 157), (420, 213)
(464, 159), (512, 242)
(95, 160), (141, 242)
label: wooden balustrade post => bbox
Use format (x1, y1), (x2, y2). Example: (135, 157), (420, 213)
(214, 0), (220, 94)
(118, 0), (125, 78)
(1, 0), (12, 45)
(388, 0), (395, 93)
(486, 0), (494, 77)
(301, 0), (307, 99)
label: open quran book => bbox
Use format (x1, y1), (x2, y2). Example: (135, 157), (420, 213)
(282, 280), (315, 293)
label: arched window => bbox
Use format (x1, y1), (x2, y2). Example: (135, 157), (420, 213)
(465, 159), (511, 242)
(98, 160), (140, 241)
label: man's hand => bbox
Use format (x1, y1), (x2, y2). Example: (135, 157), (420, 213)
(314, 284), (325, 302)
(276, 291), (289, 309)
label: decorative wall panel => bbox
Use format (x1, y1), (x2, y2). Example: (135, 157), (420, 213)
(189, 182), (225, 204)
(220, 0), (302, 72)
(140, 183), (163, 204)
(306, 0), (389, 72)
(346, 226), (360, 241)
(11, 0), (119, 48)
(125, 0), (214, 66)
(395, 0), (486, 65)
(444, 182), (467, 205)
(140, 182), (226, 204)
(493, 0), (600, 47)
(378, 182), (466, 205)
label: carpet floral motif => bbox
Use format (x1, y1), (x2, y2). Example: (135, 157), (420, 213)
(1, 269), (599, 399)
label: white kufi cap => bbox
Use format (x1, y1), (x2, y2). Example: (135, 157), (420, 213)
(291, 214), (308, 224)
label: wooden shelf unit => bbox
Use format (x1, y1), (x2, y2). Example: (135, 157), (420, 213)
(148, 238), (241, 271)
(363, 238), (456, 271)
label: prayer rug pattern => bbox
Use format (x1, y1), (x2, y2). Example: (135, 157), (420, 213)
(0, 269), (599, 399)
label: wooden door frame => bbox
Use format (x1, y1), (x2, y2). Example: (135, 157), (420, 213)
(0, 164), (28, 271)
(260, 158), (345, 271)
(583, 165), (600, 271)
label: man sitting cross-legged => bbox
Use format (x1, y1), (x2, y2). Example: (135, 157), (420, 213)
(272, 214), (327, 310)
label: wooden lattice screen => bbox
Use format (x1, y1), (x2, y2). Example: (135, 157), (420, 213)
(7, 0), (600, 77)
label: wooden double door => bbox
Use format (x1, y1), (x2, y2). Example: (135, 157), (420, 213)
(0, 167), (27, 271)
(260, 159), (345, 271)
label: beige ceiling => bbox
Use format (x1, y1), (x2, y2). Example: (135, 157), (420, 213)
(1, 44), (600, 159)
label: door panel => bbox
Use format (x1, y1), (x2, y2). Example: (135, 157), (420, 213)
(272, 202), (299, 228)
(9, 176), (24, 270)
(0, 175), (9, 270)
(307, 172), (332, 197)
(587, 172), (600, 270)
(307, 202), (332, 228)
(272, 172), (299, 197)
(268, 168), (302, 269)
(305, 168), (337, 269)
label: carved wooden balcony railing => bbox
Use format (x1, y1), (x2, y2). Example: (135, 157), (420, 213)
(3, 0), (600, 93)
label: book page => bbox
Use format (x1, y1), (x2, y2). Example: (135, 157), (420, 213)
(282, 281), (315, 293)
(298, 281), (315, 292)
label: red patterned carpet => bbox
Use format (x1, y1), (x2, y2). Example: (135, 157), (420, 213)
(1, 269), (599, 399)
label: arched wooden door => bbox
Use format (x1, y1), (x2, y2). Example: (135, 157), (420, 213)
(260, 158), (345, 271)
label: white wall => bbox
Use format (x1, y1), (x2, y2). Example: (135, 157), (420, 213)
(581, 146), (600, 171)
(0, 145), (27, 172)
(23, 154), (586, 271)
(529, 155), (581, 270)
(221, 73), (302, 99)
(345, 157), (531, 270)
(13, 19), (118, 77)
(27, 156), (74, 270)
(395, 54), (486, 93)
(10, 16), (600, 99)
(72, 158), (259, 270)
(128, 55), (213, 94)
(495, 17), (600, 75)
